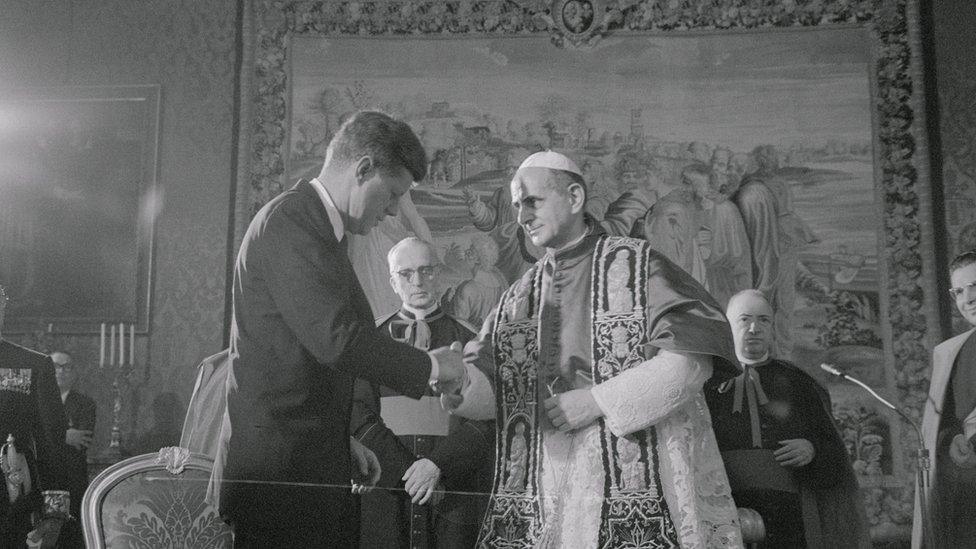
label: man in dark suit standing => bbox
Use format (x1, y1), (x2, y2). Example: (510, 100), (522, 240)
(51, 351), (95, 525)
(0, 286), (71, 548)
(220, 111), (466, 547)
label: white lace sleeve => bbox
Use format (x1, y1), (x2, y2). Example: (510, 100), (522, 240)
(448, 363), (496, 420)
(590, 350), (712, 437)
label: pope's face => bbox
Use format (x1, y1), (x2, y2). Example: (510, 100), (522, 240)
(510, 168), (580, 250)
(347, 164), (413, 235)
(950, 262), (976, 327)
(389, 242), (440, 310)
(726, 293), (774, 361)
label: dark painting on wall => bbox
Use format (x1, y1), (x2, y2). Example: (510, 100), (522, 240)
(0, 86), (159, 333)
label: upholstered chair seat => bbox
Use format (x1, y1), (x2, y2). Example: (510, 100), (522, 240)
(81, 447), (232, 548)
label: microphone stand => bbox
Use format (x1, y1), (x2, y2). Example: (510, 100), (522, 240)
(820, 364), (933, 549)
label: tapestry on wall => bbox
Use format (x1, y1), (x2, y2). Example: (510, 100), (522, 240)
(234, 0), (940, 541)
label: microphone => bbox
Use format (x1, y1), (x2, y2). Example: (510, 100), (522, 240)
(821, 362), (933, 546)
(819, 363), (846, 379)
(820, 363), (894, 410)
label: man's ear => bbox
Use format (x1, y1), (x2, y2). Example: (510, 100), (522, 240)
(569, 182), (586, 213)
(355, 156), (374, 184)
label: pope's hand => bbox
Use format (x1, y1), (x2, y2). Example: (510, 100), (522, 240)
(429, 341), (466, 394)
(350, 436), (381, 494)
(774, 438), (815, 468)
(950, 434), (976, 468)
(403, 458), (442, 505)
(544, 389), (603, 432)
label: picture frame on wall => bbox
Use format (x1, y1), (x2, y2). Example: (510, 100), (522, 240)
(0, 85), (160, 334)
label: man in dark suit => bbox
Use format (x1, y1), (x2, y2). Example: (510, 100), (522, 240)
(352, 237), (494, 548)
(220, 111), (466, 547)
(51, 351), (95, 543)
(0, 286), (71, 548)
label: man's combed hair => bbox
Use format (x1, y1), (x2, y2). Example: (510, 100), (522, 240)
(325, 111), (427, 182)
(949, 249), (976, 276)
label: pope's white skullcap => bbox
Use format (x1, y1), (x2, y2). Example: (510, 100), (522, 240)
(516, 150), (582, 176)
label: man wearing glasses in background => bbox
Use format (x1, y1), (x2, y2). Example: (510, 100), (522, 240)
(351, 237), (494, 549)
(914, 249), (976, 548)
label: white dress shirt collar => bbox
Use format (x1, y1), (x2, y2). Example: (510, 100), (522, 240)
(309, 177), (345, 242)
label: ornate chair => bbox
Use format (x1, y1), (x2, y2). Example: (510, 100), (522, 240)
(81, 446), (233, 548)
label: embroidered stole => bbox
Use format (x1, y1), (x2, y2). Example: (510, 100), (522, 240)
(478, 236), (679, 548)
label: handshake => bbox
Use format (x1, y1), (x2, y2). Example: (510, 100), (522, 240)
(428, 341), (468, 396)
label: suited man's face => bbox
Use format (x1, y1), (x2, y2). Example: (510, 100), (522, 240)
(389, 241), (440, 310)
(950, 262), (976, 327)
(347, 162), (413, 235)
(54, 362), (78, 391)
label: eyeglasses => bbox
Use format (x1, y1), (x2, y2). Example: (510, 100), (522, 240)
(949, 280), (976, 298)
(394, 266), (437, 281)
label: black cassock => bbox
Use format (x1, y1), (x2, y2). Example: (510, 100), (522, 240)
(705, 359), (870, 549)
(351, 307), (494, 549)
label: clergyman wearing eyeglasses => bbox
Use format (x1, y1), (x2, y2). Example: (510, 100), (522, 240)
(350, 237), (494, 549)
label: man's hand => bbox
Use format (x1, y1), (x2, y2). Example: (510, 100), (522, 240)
(774, 439), (815, 468)
(950, 434), (976, 468)
(461, 188), (478, 206)
(65, 429), (93, 451)
(403, 458), (442, 505)
(544, 389), (603, 432)
(429, 342), (466, 394)
(350, 437), (381, 494)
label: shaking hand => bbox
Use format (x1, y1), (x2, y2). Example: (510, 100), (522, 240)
(429, 341), (467, 394)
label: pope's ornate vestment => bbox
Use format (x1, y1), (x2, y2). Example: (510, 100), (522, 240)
(457, 233), (743, 548)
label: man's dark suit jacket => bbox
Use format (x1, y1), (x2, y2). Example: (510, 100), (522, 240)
(220, 180), (435, 544)
(63, 390), (95, 520)
(0, 340), (69, 548)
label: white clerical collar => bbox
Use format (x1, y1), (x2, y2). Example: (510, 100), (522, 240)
(737, 351), (770, 366)
(402, 302), (439, 320)
(546, 227), (589, 256)
(61, 390), (70, 403)
(309, 177), (345, 242)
